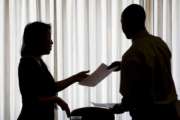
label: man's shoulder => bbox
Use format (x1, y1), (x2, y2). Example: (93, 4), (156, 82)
(146, 33), (166, 44)
(147, 34), (171, 53)
(122, 46), (141, 62)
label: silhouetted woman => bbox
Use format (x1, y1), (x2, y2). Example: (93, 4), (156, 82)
(17, 21), (89, 120)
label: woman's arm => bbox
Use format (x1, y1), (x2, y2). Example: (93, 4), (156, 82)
(55, 70), (89, 92)
(38, 96), (70, 117)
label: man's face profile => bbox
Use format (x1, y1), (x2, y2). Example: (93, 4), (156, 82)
(121, 18), (133, 39)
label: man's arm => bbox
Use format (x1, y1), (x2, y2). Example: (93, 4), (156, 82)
(108, 61), (121, 71)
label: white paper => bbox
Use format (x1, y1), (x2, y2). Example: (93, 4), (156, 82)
(91, 102), (116, 109)
(79, 63), (117, 87)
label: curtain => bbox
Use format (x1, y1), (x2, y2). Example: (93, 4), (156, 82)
(0, 0), (179, 120)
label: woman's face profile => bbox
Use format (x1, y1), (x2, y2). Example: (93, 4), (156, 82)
(38, 30), (53, 55)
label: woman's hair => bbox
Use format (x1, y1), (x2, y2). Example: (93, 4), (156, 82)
(21, 21), (51, 57)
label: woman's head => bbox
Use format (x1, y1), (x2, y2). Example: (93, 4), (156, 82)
(21, 21), (53, 57)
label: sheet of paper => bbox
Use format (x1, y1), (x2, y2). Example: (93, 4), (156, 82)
(91, 102), (116, 109)
(79, 63), (117, 87)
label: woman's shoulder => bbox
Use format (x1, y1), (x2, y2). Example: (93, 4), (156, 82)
(19, 56), (40, 67)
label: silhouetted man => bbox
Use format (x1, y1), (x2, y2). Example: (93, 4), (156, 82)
(108, 4), (178, 120)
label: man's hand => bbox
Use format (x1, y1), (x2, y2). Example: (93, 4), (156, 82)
(107, 61), (121, 71)
(109, 104), (126, 114)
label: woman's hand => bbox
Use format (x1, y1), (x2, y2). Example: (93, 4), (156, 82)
(107, 61), (121, 71)
(56, 97), (71, 117)
(73, 70), (90, 82)
(55, 70), (89, 91)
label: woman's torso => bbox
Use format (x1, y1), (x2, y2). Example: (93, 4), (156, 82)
(18, 57), (56, 120)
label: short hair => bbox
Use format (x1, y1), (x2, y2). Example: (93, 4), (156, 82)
(21, 21), (51, 57)
(121, 4), (146, 29)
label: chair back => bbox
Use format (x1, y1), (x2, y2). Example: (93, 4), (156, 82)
(71, 107), (115, 120)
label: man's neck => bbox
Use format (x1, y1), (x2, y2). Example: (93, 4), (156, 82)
(131, 29), (148, 41)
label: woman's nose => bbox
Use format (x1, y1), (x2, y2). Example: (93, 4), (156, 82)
(50, 40), (53, 44)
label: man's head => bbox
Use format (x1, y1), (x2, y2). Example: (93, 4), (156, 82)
(121, 4), (146, 39)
